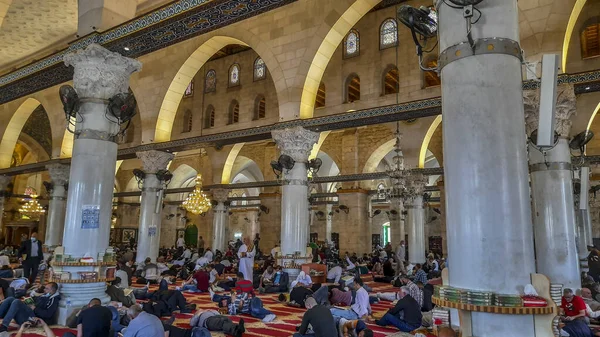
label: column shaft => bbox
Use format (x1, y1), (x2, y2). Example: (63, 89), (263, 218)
(439, 1), (536, 336)
(281, 164), (309, 256)
(212, 204), (227, 252)
(529, 140), (580, 289)
(45, 185), (67, 247)
(407, 196), (425, 264)
(136, 175), (162, 262)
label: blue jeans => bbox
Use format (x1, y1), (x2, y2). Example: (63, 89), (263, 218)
(330, 308), (359, 320)
(293, 334), (314, 337)
(376, 313), (419, 332)
(182, 284), (201, 292)
(249, 297), (272, 319)
(0, 297), (34, 327)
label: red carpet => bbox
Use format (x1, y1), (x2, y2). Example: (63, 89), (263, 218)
(9, 281), (401, 336)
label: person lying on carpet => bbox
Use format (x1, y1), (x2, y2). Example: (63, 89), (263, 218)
(327, 264), (343, 284)
(294, 297), (337, 337)
(336, 318), (373, 337)
(208, 287), (276, 322)
(162, 309), (246, 337)
(0, 282), (60, 332)
(62, 298), (113, 337)
(374, 286), (422, 333)
(12, 317), (56, 337)
(142, 288), (194, 317)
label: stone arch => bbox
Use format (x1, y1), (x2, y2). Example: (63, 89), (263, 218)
(221, 143), (245, 184)
(362, 138), (396, 174)
(563, 0), (587, 71)
(297, 0), (382, 119)
(154, 34), (286, 142)
(0, 98), (42, 168)
(419, 116), (442, 168)
(309, 131), (331, 160)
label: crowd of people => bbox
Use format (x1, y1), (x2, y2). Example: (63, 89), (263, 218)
(0, 232), (456, 337)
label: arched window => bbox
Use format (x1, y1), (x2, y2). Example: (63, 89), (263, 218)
(315, 82), (326, 108)
(254, 95), (266, 120)
(423, 57), (441, 88)
(182, 109), (192, 133)
(383, 66), (399, 95)
(346, 74), (360, 103)
(229, 64), (240, 86)
(229, 100), (240, 124)
(204, 70), (216, 93)
(254, 57), (266, 81)
(204, 105), (215, 128)
(581, 22), (600, 59)
(343, 29), (360, 59)
(380, 19), (398, 49)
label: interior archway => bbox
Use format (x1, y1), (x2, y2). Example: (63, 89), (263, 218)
(0, 98), (42, 168)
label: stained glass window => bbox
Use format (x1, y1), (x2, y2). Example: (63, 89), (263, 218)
(229, 64), (240, 86)
(344, 29), (360, 58)
(254, 58), (266, 81)
(380, 19), (398, 49)
(204, 70), (216, 93)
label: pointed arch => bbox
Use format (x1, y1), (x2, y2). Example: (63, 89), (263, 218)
(346, 74), (360, 103)
(254, 95), (266, 120)
(298, 0), (381, 119)
(0, 98), (42, 168)
(315, 82), (326, 109)
(382, 65), (399, 95)
(563, 0), (588, 72)
(229, 100), (240, 124)
(182, 109), (192, 133)
(222, 143), (245, 184)
(419, 116), (443, 168)
(154, 33), (286, 142)
(205, 105), (215, 129)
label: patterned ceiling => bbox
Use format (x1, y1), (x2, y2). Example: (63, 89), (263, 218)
(21, 104), (52, 157)
(0, 0), (78, 71)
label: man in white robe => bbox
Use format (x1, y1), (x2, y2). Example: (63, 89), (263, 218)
(237, 237), (255, 281)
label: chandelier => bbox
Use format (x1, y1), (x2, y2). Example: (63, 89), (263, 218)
(385, 123), (411, 201)
(20, 187), (45, 219)
(182, 175), (212, 215)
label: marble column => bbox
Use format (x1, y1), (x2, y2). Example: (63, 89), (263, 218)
(59, 44), (140, 324)
(211, 189), (229, 252)
(135, 150), (173, 263)
(0, 176), (11, 238)
(437, 180), (447, 257)
(524, 85), (580, 290)
(272, 127), (319, 276)
(439, 1), (536, 335)
(44, 164), (70, 247)
(406, 174), (427, 264)
(325, 203), (333, 243)
(247, 209), (260, 251)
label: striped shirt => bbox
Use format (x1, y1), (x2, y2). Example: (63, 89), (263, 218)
(413, 269), (428, 285)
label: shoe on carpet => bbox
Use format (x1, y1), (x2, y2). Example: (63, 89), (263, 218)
(0, 325), (7, 333)
(235, 318), (245, 337)
(165, 315), (176, 325)
(262, 314), (276, 323)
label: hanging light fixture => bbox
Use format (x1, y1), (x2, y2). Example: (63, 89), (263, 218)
(385, 122), (411, 201)
(182, 175), (212, 215)
(20, 187), (45, 219)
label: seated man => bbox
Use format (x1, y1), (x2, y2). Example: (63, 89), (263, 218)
(123, 304), (164, 337)
(0, 282), (61, 332)
(375, 286), (422, 332)
(234, 272), (255, 295)
(140, 260), (160, 284)
(209, 288), (276, 322)
(294, 297), (337, 337)
(264, 266), (289, 293)
(330, 280), (370, 320)
(63, 298), (112, 337)
(291, 271), (313, 289)
(179, 267), (210, 293)
(213, 258), (225, 276)
(14, 317), (56, 337)
(156, 257), (170, 275)
(562, 288), (586, 322)
(582, 287), (600, 311)
(259, 265), (275, 292)
(163, 309), (245, 337)
(327, 264), (343, 284)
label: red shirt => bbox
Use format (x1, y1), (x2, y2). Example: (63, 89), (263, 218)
(561, 295), (586, 317)
(193, 270), (210, 292)
(235, 279), (254, 294)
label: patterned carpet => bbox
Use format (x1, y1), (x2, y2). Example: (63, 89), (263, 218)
(8, 281), (403, 337)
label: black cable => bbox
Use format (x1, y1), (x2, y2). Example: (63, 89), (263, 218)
(423, 40), (438, 53)
(471, 7), (482, 24)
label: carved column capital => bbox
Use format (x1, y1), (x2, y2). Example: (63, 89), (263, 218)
(407, 172), (428, 199)
(64, 44), (142, 99)
(523, 84), (576, 137)
(212, 189), (229, 203)
(136, 150), (174, 174)
(46, 164), (70, 186)
(271, 127), (319, 163)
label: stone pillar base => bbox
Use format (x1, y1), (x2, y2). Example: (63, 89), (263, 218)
(56, 282), (111, 325)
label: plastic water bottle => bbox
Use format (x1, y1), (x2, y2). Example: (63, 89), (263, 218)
(66, 299), (72, 312)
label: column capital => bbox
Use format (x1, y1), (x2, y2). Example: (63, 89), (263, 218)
(211, 189), (229, 203)
(64, 44), (142, 99)
(523, 84), (576, 137)
(271, 126), (319, 162)
(46, 164), (70, 186)
(136, 150), (174, 174)
(407, 172), (427, 199)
